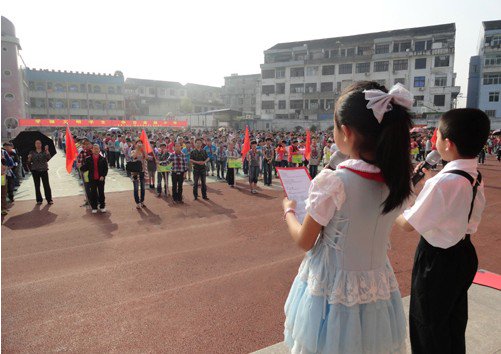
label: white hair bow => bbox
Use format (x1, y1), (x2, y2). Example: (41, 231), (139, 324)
(363, 83), (414, 123)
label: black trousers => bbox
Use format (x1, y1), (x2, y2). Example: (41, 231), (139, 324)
(309, 164), (318, 178)
(88, 179), (105, 209)
(226, 167), (235, 186)
(32, 170), (52, 203)
(171, 172), (184, 201)
(410, 235), (478, 354)
(193, 169), (207, 198)
(108, 151), (116, 167)
(263, 160), (273, 185)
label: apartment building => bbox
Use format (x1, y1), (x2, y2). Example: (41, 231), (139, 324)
(257, 23), (459, 123)
(221, 73), (260, 115)
(25, 68), (125, 120)
(467, 20), (501, 128)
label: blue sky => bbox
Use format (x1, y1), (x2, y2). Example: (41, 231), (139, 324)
(3, 0), (500, 107)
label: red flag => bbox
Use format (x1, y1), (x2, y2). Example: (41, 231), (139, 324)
(140, 129), (153, 154)
(241, 125), (250, 161)
(430, 128), (438, 150)
(305, 130), (311, 160)
(65, 126), (78, 174)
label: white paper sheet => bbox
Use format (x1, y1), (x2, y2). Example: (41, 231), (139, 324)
(277, 167), (312, 224)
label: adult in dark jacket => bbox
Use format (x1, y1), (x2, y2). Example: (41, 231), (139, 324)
(80, 144), (108, 213)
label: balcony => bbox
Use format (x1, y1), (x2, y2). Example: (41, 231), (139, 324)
(29, 91), (46, 98)
(47, 92), (67, 99)
(48, 108), (69, 115)
(107, 109), (126, 116)
(483, 65), (501, 73)
(484, 44), (501, 53)
(107, 94), (124, 101)
(88, 93), (108, 100)
(67, 92), (88, 100)
(88, 109), (108, 116)
(68, 108), (89, 115)
(429, 86), (461, 95)
(30, 107), (47, 115)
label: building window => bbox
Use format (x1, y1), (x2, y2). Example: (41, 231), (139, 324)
(108, 102), (117, 109)
(116, 86), (122, 94)
(93, 85), (101, 93)
(489, 92), (500, 102)
(290, 100), (303, 109)
(262, 69), (275, 79)
(435, 76), (447, 87)
(290, 84), (304, 93)
(356, 62), (370, 73)
(3, 70), (11, 76)
(434, 95), (445, 107)
(320, 82), (333, 92)
(35, 82), (46, 91)
(305, 83), (317, 93)
(393, 59), (408, 71)
(170, 89), (175, 96)
(4, 93), (15, 102)
(261, 101), (274, 109)
(434, 55), (450, 67)
(262, 85), (275, 94)
(485, 110), (496, 117)
(374, 79), (386, 87)
(339, 64), (353, 74)
(149, 87), (155, 95)
(276, 83), (285, 94)
(414, 41), (426, 52)
(275, 68), (286, 78)
(71, 101), (80, 109)
(54, 100), (65, 109)
(325, 99), (334, 110)
(484, 55), (501, 66)
(357, 46), (371, 56)
(394, 78), (406, 85)
(415, 58), (427, 70)
(336, 82), (342, 92)
(413, 95), (424, 107)
(108, 86), (115, 94)
(322, 65), (335, 75)
(393, 41), (411, 52)
(374, 61), (389, 72)
(306, 66), (319, 76)
(278, 100), (286, 109)
(55, 84), (66, 92)
(414, 76), (426, 87)
(68, 85), (78, 92)
(80, 84), (86, 93)
(290, 67), (304, 77)
(2, 47), (6, 52)
(330, 49), (339, 58)
(375, 44), (390, 54)
(483, 74), (501, 85)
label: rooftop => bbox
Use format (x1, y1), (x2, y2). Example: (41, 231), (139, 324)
(483, 20), (501, 31)
(266, 23), (455, 51)
(24, 68), (124, 84)
(125, 78), (184, 89)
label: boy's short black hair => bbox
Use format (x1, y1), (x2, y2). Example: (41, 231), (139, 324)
(250, 140), (257, 145)
(439, 108), (491, 158)
(265, 137), (272, 142)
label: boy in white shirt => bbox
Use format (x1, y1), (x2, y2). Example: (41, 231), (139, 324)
(396, 108), (490, 354)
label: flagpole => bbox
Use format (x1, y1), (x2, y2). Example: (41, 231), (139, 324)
(67, 123), (90, 209)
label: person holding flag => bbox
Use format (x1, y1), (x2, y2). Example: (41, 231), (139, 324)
(241, 126), (250, 175)
(80, 144), (108, 213)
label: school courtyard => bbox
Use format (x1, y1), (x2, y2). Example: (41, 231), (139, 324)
(2, 153), (500, 353)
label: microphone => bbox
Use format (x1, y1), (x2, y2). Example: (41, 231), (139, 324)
(327, 150), (349, 170)
(411, 150), (441, 186)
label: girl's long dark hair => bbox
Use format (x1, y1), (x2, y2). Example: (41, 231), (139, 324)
(334, 81), (413, 214)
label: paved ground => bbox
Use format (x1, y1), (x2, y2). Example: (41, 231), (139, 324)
(2, 155), (500, 353)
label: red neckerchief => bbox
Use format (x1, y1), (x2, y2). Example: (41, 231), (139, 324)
(338, 166), (385, 183)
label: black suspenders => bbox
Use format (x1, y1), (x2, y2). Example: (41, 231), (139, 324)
(444, 170), (482, 223)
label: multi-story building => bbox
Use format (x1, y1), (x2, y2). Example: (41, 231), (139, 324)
(124, 78), (186, 119)
(25, 68), (125, 121)
(221, 73), (260, 115)
(257, 23), (460, 125)
(185, 83), (224, 113)
(467, 20), (501, 129)
(1, 16), (27, 139)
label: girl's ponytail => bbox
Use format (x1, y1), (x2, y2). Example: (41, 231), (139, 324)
(376, 105), (413, 214)
(335, 81), (413, 214)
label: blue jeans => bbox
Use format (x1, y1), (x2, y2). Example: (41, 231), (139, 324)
(133, 172), (145, 204)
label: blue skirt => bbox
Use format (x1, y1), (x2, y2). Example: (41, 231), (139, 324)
(284, 277), (407, 354)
